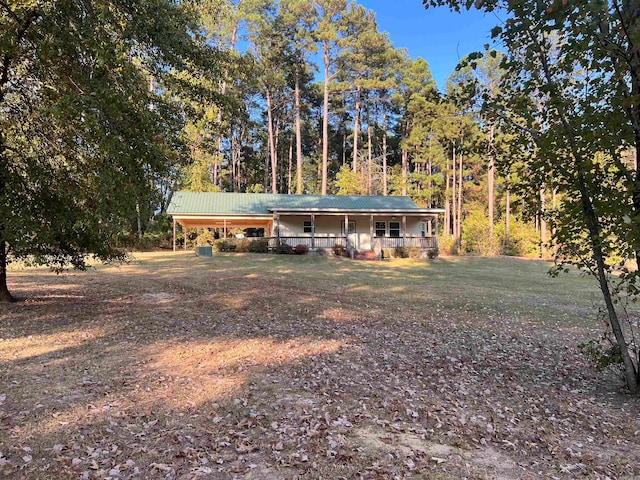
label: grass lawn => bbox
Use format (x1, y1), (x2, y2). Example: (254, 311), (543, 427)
(1, 252), (639, 479)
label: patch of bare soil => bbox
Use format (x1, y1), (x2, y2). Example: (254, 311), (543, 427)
(0, 253), (639, 479)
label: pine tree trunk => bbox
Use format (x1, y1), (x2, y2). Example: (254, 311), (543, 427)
(321, 44), (330, 195)
(266, 90), (277, 194)
(401, 149), (408, 196)
(367, 124), (372, 194)
(295, 72), (303, 194)
(382, 111), (388, 196)
(288, 135), (293, 195)
(352, 88), (361, 173)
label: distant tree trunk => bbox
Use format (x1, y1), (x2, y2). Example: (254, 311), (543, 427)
(488, 123), (495, 242)
(504, 187), (511, 251)
(212, 159), (218, 187)
(401, 149), (408, 196)
(451, 143), (457, 241)
(382, 111), (388, 196)
(367, 124), (372, 194)
(136, 200), (143, 239)
(264, 144), (269, 192)
(275, 118), (281, 192)
(445, 152), (451, 235)
(295, 72), (303, 194)
(321, 44), (330, 195)
(266, 89), (277, 193)
(352, 87), (361, 173)
(288, 135), (293, 195)
(540, 184), (547, 258)
(457, 149), (463, 251)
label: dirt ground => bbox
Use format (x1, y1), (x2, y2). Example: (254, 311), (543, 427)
(1, 252), (639, 479)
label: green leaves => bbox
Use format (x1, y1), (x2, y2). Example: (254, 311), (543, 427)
(0, 0), (219, 283)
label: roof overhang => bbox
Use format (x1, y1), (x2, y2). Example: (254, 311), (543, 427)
(269, 208), (445, 215)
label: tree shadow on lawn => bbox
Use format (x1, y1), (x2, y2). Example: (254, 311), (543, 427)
(2, 255), (640, 478)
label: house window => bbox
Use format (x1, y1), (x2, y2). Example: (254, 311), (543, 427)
(375, 221), (386, 237)
(303, 221), (312, 233)
(389, 221), (400, 238)
(420, 221), (428, 237)
(341, 221), (356, 235)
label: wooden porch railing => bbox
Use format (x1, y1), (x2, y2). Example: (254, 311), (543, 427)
(375, 236), (437, 249)
(265, 236), (437, 250)
(268, 236), (347, 249)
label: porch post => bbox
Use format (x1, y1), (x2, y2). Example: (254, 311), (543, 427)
(435, 215), (439, 250)
(344, 214), (349, 245)
(428, 218), (432, 236)
(183, 224), (187, 250)
(402, 215), (407, 245)
(370, 214), (374, 242)
(276, 213), (280, 239)
(223, 218), (227, 238)
(311, 214), (315, 250)
(173, 218), (176, 252)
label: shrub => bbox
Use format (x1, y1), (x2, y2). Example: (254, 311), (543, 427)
(391, 246), (420, 258)
(274, 243), (293, 254)
(381, 248), (395, 259)
(213, 239), (235, 252)
(294, 244), (309, 255)
(194, 228), (215, 247)
(462, 208), (501, 256)
(117, 232), (171, 251)
(578, 337), (623, 373)
(333, 244), (346, 257)
(495, 220), (540, 258)
(394, 246), (408, 258)
(437, 235), (456, 255)
(235, 238), (252, 253)
(248, 238), (269, 253)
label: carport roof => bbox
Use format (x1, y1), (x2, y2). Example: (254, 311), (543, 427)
(167, 192), (443, 216)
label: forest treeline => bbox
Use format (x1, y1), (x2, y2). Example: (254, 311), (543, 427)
(139, 0), (542, 257)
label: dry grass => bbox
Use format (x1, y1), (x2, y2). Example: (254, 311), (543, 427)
(1, 251), (639, 479)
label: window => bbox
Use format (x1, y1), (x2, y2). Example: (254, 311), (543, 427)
(389, 221), (400, 238)
(420, 221), (428, 238)
(341, 221), (356, 235)
(303, 221), (312, 233)
(375, 221), (386, 237)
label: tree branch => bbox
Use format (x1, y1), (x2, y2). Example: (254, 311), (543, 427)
(0, 7), (40, 98)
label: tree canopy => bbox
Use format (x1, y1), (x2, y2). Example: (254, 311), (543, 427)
(0, 0), (221, 301)
(425, 0), (640, 393)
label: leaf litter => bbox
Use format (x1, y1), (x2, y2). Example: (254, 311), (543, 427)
(0, 252), (639, 479)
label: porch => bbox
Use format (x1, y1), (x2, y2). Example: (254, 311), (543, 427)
(269, 235), (438, 251)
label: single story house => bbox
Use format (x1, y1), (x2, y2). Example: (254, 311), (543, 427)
(166, 192), (444, 254)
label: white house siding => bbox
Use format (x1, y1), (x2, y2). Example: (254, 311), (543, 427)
(277, 214), (426, 250)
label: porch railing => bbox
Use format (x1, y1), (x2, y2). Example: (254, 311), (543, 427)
(266, 236), (437, 250)
(268, 236), (347, 249)
(375, 236), (437, 249)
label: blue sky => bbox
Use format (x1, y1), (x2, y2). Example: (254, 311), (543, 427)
(358, 1), (501, 92)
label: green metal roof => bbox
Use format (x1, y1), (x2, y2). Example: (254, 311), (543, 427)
(167, 192), (436, 215)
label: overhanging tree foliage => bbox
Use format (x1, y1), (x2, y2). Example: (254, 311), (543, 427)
(425, 0), (640, 393)
(0, 1), (218, 302)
